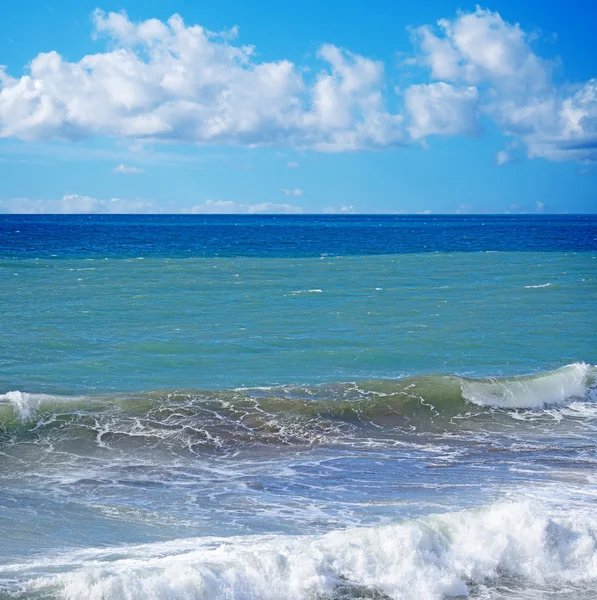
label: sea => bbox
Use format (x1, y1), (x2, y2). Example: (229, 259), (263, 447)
(1, 214), (597, 600)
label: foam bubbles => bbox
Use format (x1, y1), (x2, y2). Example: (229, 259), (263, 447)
(0, 391), (82, 423)
(0, 391), (45, 421)
(461, 363), (595, 409)
(16, 501), (597, 600)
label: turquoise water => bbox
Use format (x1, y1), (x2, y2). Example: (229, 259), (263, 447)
(2, 252), (595, 392)
(1, 216), (597, 600)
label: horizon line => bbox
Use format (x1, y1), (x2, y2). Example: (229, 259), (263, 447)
(2, 213), (595, 217)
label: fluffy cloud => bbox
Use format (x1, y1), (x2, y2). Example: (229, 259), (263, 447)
(282, 188), (304, 196)
(0, 10), (404, 151)
(0, 195), (305, 214)
(182, 199), (303, 214)
(305, 44), (404, 151)
(414, 8), (550, 93)
(495, 140), (520, 165)
(0, 7), (595, 161)
(412, 7), (597, 161)
(113, 163), (144, 174)
(323, 204), (356, 214)
(496, 150), (512, 166)
(1, 194), (157, 214)
(404, 82), (479, 139)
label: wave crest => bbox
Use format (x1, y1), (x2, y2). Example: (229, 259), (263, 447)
(1, 364), (595, 451)
(460, 363), (593, 409)
(9, 501), (597, 600)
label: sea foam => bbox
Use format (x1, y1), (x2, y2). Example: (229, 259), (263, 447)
(18, 501), (597, 600)
(0, 391), (51, 421)
(0, 391), (85, 423)
(460, 363), (594, 409)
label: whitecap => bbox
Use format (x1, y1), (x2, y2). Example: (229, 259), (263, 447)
(461, 363), (595, 409)
(12, 501), (597, 600)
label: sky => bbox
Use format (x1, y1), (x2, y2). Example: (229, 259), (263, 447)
(0, 0), (596, 214)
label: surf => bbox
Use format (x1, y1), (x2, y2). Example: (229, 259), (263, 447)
(3, 500), (596, 600)
(1, 364), (595, 452)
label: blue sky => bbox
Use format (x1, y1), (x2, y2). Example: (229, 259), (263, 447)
(0, 0), (596, 214)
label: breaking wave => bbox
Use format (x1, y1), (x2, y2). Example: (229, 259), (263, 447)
(3, 500), (596, 600)
(460, 362), (593, 409)
(1, 364), (595, 451)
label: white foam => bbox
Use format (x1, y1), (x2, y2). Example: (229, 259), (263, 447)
(14, 501), (597, 600)
(525, 283), (551, 288)
(0, 391), (74, 422)
(461, 363), (595, 409)
(289, 289), (323, 295)
(0, 391), (45, 421)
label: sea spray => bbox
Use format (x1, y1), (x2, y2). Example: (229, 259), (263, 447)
(7, 501), (595, 600)
(1, 365), (595, 443)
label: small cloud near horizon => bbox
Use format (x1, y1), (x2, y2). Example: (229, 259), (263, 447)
(282, 188), (304, 196)
(182, 199), (303, 214)
(113, 164), (144, 174)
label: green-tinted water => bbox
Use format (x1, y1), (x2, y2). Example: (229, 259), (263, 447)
(2, 252), (595, 393)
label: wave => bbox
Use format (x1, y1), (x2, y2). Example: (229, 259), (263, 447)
(460, 362), (593, 409)
(1, 364), (595, 451)
(524, 282), (551, 288)
(4, 500), (597, 599)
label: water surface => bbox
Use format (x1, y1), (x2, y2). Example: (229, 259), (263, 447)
(1, 215), (596, 599)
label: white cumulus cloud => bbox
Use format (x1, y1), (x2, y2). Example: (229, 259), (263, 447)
(411, 7), (597, 162)
(0, 10), (404, 151)
(404, 82), (480, 139)
(282, 188), (304, 196)
(113, 163), (144, 174)
(0, 195), (306, 214)
(323, 204), (356, 214)
(182, 199), (303, 214)
(496, 150), (512, 166)
(414, 8), (550, 93)
(0, 7), (595, 162)
(0, 194), (157, 214)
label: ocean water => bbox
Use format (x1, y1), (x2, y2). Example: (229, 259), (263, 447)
(1, 214), (597, 600)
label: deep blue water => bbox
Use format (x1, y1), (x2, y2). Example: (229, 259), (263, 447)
(2, 214), (597, 257)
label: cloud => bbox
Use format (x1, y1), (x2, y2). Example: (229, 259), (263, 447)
(0, 10), (404, 151)
(305, 44), (404, 151)
(323, 204), (356, 214)
(404, 82), (480, 139)
(496, 150), (512, 166)
(113, 163), (144, 174)
(182, 199), (303, 214)
(504, 201), (550, 214)
(287, 161), (300, 168)
(495, 140), (520, 166)
(1, 194), (157, 214)
(1, 195), (305, 214)
(0, 7), (595, 161)
(282, 188), (304, 196)
(412, 7), (597, 162)
(414, 8), (550, 93)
